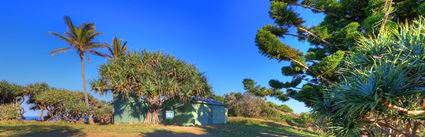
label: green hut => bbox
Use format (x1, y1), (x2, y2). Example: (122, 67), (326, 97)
(113, 95), (227, 125)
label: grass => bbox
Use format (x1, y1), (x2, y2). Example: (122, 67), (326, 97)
(0, 117), (320, 137)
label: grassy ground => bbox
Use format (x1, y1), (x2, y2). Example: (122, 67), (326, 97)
(0, 117), (319, 137)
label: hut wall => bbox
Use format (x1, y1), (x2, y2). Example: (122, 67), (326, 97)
(113, 94), (147, 124)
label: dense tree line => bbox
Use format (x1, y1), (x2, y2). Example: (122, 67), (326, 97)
(223, 92), (295, 119)
(0, 81), (112, 123)
(222, 91), (318, 129)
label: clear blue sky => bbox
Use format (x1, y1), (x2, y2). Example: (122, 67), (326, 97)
(0, 0), (324, 116)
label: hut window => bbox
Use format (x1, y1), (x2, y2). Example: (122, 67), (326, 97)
(165, 110), (174, 119)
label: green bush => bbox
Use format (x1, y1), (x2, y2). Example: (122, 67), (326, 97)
(0, 104), (20, 120)
(93, 102), (113, 124)
(294, 112), (314, 128)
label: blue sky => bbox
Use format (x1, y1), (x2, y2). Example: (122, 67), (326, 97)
(0, 0), (323, 116)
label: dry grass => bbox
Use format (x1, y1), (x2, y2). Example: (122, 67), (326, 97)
(0, 117), (319, 137)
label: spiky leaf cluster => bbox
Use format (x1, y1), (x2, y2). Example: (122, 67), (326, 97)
(313, 18), (425, 136)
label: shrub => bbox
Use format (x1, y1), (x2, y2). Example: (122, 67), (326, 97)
(34, 89), (89, 122)
(93, 102), (113, 124)
(0, 104), (20, 120)
(295, 112), (314, 128)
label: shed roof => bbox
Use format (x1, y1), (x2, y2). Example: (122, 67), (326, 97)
(192, 97), (225, 106)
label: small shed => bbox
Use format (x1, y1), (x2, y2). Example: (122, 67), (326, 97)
(113, 95), (227, 125)
(163, 98), (228, 126)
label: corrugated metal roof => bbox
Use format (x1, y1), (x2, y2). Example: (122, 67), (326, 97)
(193, 97), (225, 106)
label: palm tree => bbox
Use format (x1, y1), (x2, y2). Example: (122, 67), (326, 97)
(49, 16), (107, 124)
(104, 36), (128, 59)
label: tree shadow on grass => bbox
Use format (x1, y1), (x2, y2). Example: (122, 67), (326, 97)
(142, 129), (214, 137)
(200, 121), (319, 137)
(0, 124), (85, 137)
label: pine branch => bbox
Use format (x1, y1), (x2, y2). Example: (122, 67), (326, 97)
(288, 57), (333, 84)
(292, 3), (338, 17)
(382, 97), (425, 116)
(380, 0), (393, 33)
(297, 27), (331, 46)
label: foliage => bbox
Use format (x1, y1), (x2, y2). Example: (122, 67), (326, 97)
(32, 88), (112, 124)
(49, 16), (106, 59)
(223, 91), (298, 124)
(312, 18), (425, 136)
(34, 89), (89, 122)
(296, 112), (314, 128)
(0, 80), (24, 104)
(250, 0), (424, 108)
(24, 83), (50, 121)
(104, 36), (128, 59)
(266, 101), (294, 113)
(238, 92), (264, 117)
(92, 101), (113, 124)
(92, 50), (211, 124)
(223, 92), (243, 116)
(0, 104), (20, 120)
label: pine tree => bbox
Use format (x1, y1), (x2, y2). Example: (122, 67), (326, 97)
(249, 0), (425, 106)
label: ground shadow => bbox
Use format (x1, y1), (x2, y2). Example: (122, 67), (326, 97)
(0, 124), (85, 137)
(199, 120), (319, 137)
(142, 129), (210, 137)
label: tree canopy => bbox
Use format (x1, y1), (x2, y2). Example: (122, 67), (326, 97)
(0, 81), (24, 104)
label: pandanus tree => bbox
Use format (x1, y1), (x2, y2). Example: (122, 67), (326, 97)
(0, 81), (24, 104)
(313, 18), (425, 136)
(92, 51), (211, 124)
(33, 88), (92, 123)
(49, 16), (108, 124)
(104, 37), (128, 59)
(0, 81), (26, 120)
(24, 83), (49, 121)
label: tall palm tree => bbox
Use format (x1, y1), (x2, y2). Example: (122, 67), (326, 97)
(49, 16), (107, 124)
(104, 36), (128, 59)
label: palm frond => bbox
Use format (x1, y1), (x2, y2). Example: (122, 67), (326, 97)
(50, 47), (71, 55)
(48, 32), (71, 43)
(87, 50), (110, 58)
(64, 16), (74, 31)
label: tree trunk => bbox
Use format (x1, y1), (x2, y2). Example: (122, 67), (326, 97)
(144, 108), (160, 125)
(144, 96), (161, 125)
(39, 108), (44, 121)
(80, 59), (94, 124)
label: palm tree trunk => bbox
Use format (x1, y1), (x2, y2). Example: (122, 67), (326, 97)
(80, 59), (94, 124)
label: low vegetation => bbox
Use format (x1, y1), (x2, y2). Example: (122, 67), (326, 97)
(223, 91), (314, 129)
(0, 104), (20, 120)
